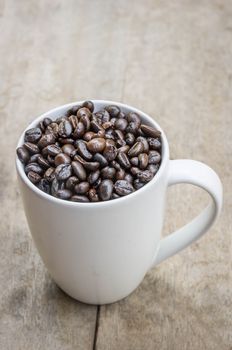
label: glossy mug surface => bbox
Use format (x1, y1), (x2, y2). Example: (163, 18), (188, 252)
(16, 101), (223, 305)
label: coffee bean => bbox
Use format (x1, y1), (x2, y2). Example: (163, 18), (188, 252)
(55, 153), (71, 166)
(71, 195), (89, 202)
(71, 161), (87, 181)
(51, 177), (60, 195)
(117, 152), (131, 169)
(118, 145), (130, 153)
(38, 133), (56, 149)
(66, 176), (79, 190)
(102, 121), (112, 130)
(38, 179), (50, 194)
(69, 115), (78, 129)
(137, 170), (153, 183)
(134, 179), (145, 190)
(124, 173), (133, 183)
(25, 127), (42, 143)
(58, 120), (72, 138)
(140, 124), (161, 138)
(44, 167), (55, 182)
(136, 136), (149, 153)
(148, 164), (159, 175)
(82, 161), (100, 171)
(126, 122), (139, 134)
(25, 163), (43, 175)
(148, 150), (161, 164)
(105, 128), (115, 140)
(58, 138), (75, 145)
(95, 110), (110, 124)
(114, 180), (134, 196)
(56, 116), (66, 124)
(88, 188), (99, 202)
(39, 121), (45, 132)
(17, 147), (30, 164)
(105, 139), (116, 147)
(27, 171), (41, 184)
(77, 107), (92, 120)
(55, 164), (72, 181)
(118, 112), (126, 119)
(130, 167), (140, 176)
(76, 140), (92, 160)
(127, 112), (141, 125)
(56, 189), (72, 200)
(47, 155), (55, 165)
(83, 131), (96, 142)
(97, 129), (105, 138)
(88, 170), (100, 185)
(115, 118), (128, 131)
(98, 179), (113, 201)
(75, 182), (90, 194)
(125, 133), (135, 145)
(92, 177), (101, 189)
(106, 105), (120, 118)
(73, 122), (85, 138)
(116, 168), (125, 180)
(43, 117), (52, 127)
(138, 153), (149, 169)
(91, 120), (103, 133)
(37, 155), (50, 169)
(80, 114), (90, 131)
(62, 144), (75, 156)
(46, 144), (62, 156)
(87, 138), (106, 153)
(24, 142), (40, 154)
(82, 100), (94, 112)
(130, 157), (139, 166)
(103, 144), (117, 161)
(101, 166), (116, 180)
(147, 137), (161, 150)
(128, 142), (144, 157)
(93, 153), (108, 167)
(73, 154), (86, 165)
(111, 160), (121, 170)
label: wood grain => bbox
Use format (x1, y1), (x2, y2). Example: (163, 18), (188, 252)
(0, 0), (231, 349)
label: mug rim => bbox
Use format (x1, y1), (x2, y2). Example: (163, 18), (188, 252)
(16, 100), (170, 208)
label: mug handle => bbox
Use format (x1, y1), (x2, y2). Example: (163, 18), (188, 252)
(152, 159), (223, 266)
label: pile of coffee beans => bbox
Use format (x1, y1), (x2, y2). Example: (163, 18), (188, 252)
(17, 101), (162, 202)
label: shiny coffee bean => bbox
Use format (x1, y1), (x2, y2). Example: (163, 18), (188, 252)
(117, 152), (131, 169)
(71, 195), (89, 202)
(39, 121), (45, 132)
(134, 179), (145, 190)
(137, 170), (153, 183)
(82, 100), (94, 112)
(148, 164), (159, 174)
(103, 144), (117, 161)
(38, 133), (56, 148)
(92, 177), (101, 189)
(43, 117), (52, 127)
(138, 153), (149, 169)
(101, 166), (116, 180)
(71, 161), (87, 181)
(88, 188), (99, 202)
(68, 115), (78, 129)
(58, 120), (72, 138)
(136, 136), (149, 153)
(47, 155), (55, 165)
(25, 127), (42, 143)
(73, 122), (85, 138)
(125, 132), (135, 145)
(116, 168), (125, 180)
(83, 161), (100, 171)
(38, 179), (50, 194)
(46, 144), (62, 156)
(118, 145), (130, 153)
(130, 157), (139, 166)
(29, 153), (40, 163)
(77, 107), (92, 119)
(55, 164), (72, 181)
(73, 154), (86, 165)
(24, 142), (40, 154)
(17, 147), (30, 164)
(25, 162), (43, 175)
(102, 121), (112, 130)
(75, 140), (92, 160)
(148, 150), (161, 164)
(87, 138), (106, 153)
(90, 120), (103, 133)
(126, 121), (139, 134)
(118, 112), (126, 119)
(27, 171), (41, 184)
(147, 137), (161, 150)
(83, 131), (96, 141)
(105, 139), (115, 147)
(75, 182), (90, 194)
(128, 142), (144, 157)
(58, 138), (75, 145)
(80, 114), (90, 131)
(56, 189), (72, 200)
(51, 177), (60, 195)
(127, 112), (141, 126)
(111, 160), (121, 170)
(88, 170), (100, 185)
(130, 167), (140, 175)
(44, 167), (55, 182)
(66, 176), (79, 190)
(37, 155), (50, 169)
(140, 124), (161, 138)
(93, 153), (108, 167)
(62, 144), (75, 156)
(97, 129), (105, 138)
(124, 173), (133, 183)
(55, 153), (71, 166)
(106, 105), (120, 118)
(46, 122), (59, 136)
(114, 180), (134, 196)
(105, 128), (115, 140)
(115, 118), (128, 131)
(98, 179), (113, 201)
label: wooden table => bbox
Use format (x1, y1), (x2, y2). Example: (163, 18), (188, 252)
(0, 1), (231, 349)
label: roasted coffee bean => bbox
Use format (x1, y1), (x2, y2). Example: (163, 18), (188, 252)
(56, 189), (72, 200)
(88, 188), (99, 202)
(43, 117), (52, 127)
(118, 112), (126, 119)
(117, 152), (131, 169)
(125, 133), (135, 145)
(124, 173), (133, 183)
(106, 105), (120, 118)
(55, 153), (71, 166)
(39, 121), (45, 132)
(134, 179), (145, 190)
(17, 147), (30, 164)
(116, 139), (126, 147)
(128, 142), (144, 157)
(130, 167), (140, 176)
(82, 100), (94, 112)
(148, 164), (159, 174)
(98, 179), (113, 201)
(66, 176), (79, 190)
(66, 106), (80, 117)
(58, 137), (75, 145)
(47, 155), (55, 165)
(55, 164), (72, 181)
(38, 133), (56, 148)
(105, 128), (115, 140)
(73, 154), (86, 165)
(148, 150), (161, 164)
(126, 122), (139, 134)
(38, 178), (50, 194)
(127, 112), (141, 126)
(80, 114), (90, 131)
(44, 167), (55, 182)
(111, 160), (121, 170)
(91, 120), (103, 133)
(46, 122), (59, 136)
(88, 170), (100, 185)
(95, 110), (110, 123)
(71, 161), (87, 181)
(37, 155), (50, 169)
(136, 136), (149, 153)
(69, 115), (78, 129)
(116, 168), (125, 180)
(114, 180), (134, 196)
(75, 182), (90, 194)
(24, 142), (40, 154)
(62, 144), (75, 156)
(102, 121), (112, 130)
(56, 116), (66, 124)
(25, 127), (42, 143)
(58, 120), (72, 138)
(73, 122), (85, 138)
(51, 177), (60, 195)
(137, 170), (153, 183)
(92, 177), (101, 189)
(140, 124), (161, 138)
(28, 154), (40, 163)
(147, 137), (161, 150)
(115, 118), (128, 131)
(46, 144), (62, 156)
(105, 139), (115, 147)
(118, 145), (130, 153)
(114, 129), (124, 141)
(83, 131), (96, 141)
(75, 140), (92, 160)
(25, 162), (43, 175)
(87, 137), (106, 153)
(97, 129), (105, 138)
(82, 161), (100, 171)
(103, 144), (117, 161)
(71, 195), (89, 202)
(77, 107), (92, 119)
(130, 157), (139, 166)
(101, 166), (116, 180)
(138, 153), (149, 169)
(27, 171), (41, 184)
(93, 153), (108, 167)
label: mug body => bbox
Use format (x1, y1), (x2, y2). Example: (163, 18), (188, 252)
(16, 101), (169, 305)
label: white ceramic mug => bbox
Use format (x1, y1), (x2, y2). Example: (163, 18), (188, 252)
(16, 100), (223, 305)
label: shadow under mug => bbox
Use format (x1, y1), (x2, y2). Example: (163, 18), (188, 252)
(16, 100), (223, 305)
